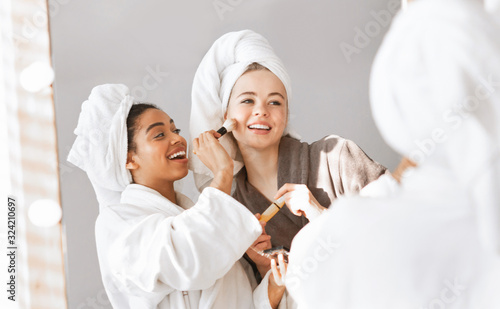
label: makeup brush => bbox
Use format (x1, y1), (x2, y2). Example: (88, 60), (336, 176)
(259, 196), (286, 223)
(193, 119), (236, 155)
(216, 118), (236, 138)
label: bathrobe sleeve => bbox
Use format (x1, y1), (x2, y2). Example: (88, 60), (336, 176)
(96, 187), (262, 297)
(307, 135), (389, 206)
(336, 139), (389, 196)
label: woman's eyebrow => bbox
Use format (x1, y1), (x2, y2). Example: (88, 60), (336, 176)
(269, 92), (285, 99)
(145, 122), (164, 134)
(236, 91), (257, 98)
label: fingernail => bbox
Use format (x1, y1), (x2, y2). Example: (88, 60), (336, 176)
(276, 195), (286, 204)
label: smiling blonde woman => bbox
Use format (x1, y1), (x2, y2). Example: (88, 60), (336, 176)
(189, 31), (389, 298)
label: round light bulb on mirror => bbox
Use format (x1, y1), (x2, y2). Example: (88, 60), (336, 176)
(28, 199), (62, 227)
(19, 61), (55, 93)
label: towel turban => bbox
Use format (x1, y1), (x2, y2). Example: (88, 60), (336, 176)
(189, 30), (299, 191)
(485, 0), (500, 15)
(370, 0), (500, 254)
(68, 84), (134, 210)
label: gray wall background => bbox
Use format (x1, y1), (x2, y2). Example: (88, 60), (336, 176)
(50, 0), (400, 307)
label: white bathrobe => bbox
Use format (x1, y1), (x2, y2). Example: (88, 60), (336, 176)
(95, 184), (269, 308)
(286, 0), (500, 307)
(286, 164), (500, 308)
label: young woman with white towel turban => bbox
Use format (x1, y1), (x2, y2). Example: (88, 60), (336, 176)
(67, 84), (288, 308)
(189, 30), (388, 281)
(284, 0), (500, 307)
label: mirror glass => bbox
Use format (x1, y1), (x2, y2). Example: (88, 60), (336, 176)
(50, 0), (400, 307)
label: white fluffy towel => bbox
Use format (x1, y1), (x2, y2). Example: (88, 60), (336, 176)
(485, 0), (500, 15)
(370, 0), (500, 254)
(189, 29), (298, 191)
(67, 84), (134, 210)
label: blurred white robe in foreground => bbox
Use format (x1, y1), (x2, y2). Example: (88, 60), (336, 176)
(287, 164), (500, 308)
(286, 0), (500, 308)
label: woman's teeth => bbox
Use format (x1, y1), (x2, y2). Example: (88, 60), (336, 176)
(248, 124), (270, 130)
(168, 151), (186, 160)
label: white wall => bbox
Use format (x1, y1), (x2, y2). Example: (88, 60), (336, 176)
(50, 0), (400, 307)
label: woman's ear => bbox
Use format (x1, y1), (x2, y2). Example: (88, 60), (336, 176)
(285, 100), (289, 127)
(126, 152), (139, 170)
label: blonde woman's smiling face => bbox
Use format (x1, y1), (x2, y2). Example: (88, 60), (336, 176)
(226, 69), (288, 151)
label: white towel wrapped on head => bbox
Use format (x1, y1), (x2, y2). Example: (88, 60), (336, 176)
(67, 84), (134, 210)
(189, 29), (299, 191)
(485, 0), (500, 15)
(370, 0), (500, 254)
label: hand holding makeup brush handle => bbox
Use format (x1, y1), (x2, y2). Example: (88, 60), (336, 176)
(192, 119), (235, 155)
(192, 130), (233, 194)
(259, 198), (285, 223)
(246, 214), (273, 277)
(216, 118), (236, 138)
(275, 183), (326, 221)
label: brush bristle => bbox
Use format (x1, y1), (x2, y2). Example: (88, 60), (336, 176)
(222, 118), (236, 132)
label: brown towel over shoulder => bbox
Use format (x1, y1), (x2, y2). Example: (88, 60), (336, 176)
(233, 135), (388, 249)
